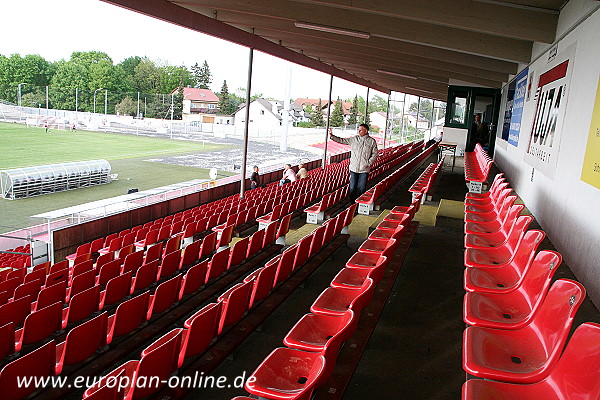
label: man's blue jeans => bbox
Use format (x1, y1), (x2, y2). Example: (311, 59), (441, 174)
(350, 171), (368, 202)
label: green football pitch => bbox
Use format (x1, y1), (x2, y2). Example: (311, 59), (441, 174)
(0, 122), (238, 233)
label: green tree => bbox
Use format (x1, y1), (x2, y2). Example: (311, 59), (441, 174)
(311, 99), (325, 127)
(330, 98), (345, 127)
(192, 60), (212, 89)
(370, 94), (389, 112)
(160, 65), (194, 93)
(347, 95), (359, 126)
(49, 60), (89, 111)
(172, 87), (184, 120)
(218, 80), (237, 115)
(115, 96), (137, 116)
(134, 58), (162, 94)
(409, 99), (433, 121)
(0, 53), (52, 103)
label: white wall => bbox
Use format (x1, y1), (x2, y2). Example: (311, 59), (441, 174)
(234, 101), (283, 132)
(495, 0), (600, 307)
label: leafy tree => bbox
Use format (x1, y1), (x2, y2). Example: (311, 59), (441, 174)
(115, 96), (137, 116)
(370, 94), (389, 113)
(409, 99), (433, 121)
(218, 80), (237, 115)
(0, 53), (52, 103)
(330, 98), (345, 127)
(134, 58), (162, 94)
(192, 60), (212, 89)
(119, 56), (142, 77)
(172, 87), (184, 120)
(21, 89), (46, 109)
(347, 95), (359, 126)
(311, 99), (325, 127)
(160, 65), (194, 94)
(49, 60), (89, 111)
(236, 87), (263, 102)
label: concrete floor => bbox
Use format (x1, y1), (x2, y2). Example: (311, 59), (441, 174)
(184, 154), (600, 400)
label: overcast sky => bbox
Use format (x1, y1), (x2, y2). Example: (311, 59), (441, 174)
(0, 0), (388, 101)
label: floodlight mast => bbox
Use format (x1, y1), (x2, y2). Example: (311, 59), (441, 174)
(93, 88), (104, 113)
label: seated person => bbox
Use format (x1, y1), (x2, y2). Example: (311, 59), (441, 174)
(279, 164), (297, 186)
(297, 163), (308, 179)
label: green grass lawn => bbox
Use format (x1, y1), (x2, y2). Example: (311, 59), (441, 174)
(0, 122), (238, 233)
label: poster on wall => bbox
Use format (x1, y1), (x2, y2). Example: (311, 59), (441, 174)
(501, 78), (516, 142)
(508, 68), (528, 147)
(580, 75), (600, 189)
(524, 43), (576, 178)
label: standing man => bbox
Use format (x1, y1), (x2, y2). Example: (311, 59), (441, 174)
(329, 123), (378, 202)
(250, 165), (261, 189)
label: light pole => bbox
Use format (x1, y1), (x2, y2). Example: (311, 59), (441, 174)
(17, 83), (28, 106)
(104, 89), (108, 115)
(93, 88), (104, 113)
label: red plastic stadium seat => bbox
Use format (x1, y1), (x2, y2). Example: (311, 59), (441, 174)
(464, 231), (546, 294)
(159, 249), (181, 279)
(180, 239), (201, 269)
(217, 280), (253, 334)
(0, 296), (32, 328)
(35, 281), (67, 311)
(228, 237), (250, 270)
(107, 291), (150, 343)
(463, 279), (585, 383)
(0, 323), (15, 359)
(147, 274), (182, 318)
(246, 229), (265, 257)
(463, 264), (562, 329)
(100, 272), (133, 308)
(464, 229), (543, 269)
(180, 259), (208, 297)
(180, 302), (220, 364)
(206, 247), (230, 281)
(245, 347), (326, 400)
(274, 244), (298, 284)
(464, 200), (519, 235)
(283, 310), (356, 384)
(14, 302), (63, 352)
(310, 278), (374, 317)
(199, 232), (217, 258)
(332, 258), (387, 289)
(462, 322), (600, 400)
(55, 312), (108, 373)
(465, 215), (532, 249)
(84, 329), (183, 400)
(0, 340), (56, 400)
(62, 285), (100, 326)
(245, 263), (278, 308)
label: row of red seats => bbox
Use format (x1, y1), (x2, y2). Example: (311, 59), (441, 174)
(0, 156), (357, 364)
(0, 245), (31, 273)
(0, 213), (291, 400)
(356, 141), (439, 215)
(461, 173), (600, 399)
(302, 143), (422, 224)
(408, 155), (444, 203)
(238, 198), (420, 400)
(82, 205), (358, 399)
(0, 160), (355, 358)
(62, 159), (350, 268)
(464, 143), (493, 193)
(0, 220), (239, 362)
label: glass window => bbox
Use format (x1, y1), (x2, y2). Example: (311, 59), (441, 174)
(450, 95), (467, 125)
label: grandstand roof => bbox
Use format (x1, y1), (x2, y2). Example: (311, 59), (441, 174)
(101, 0), (566, 100)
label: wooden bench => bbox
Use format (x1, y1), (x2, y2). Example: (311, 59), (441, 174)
(464, 143), (493, 193)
